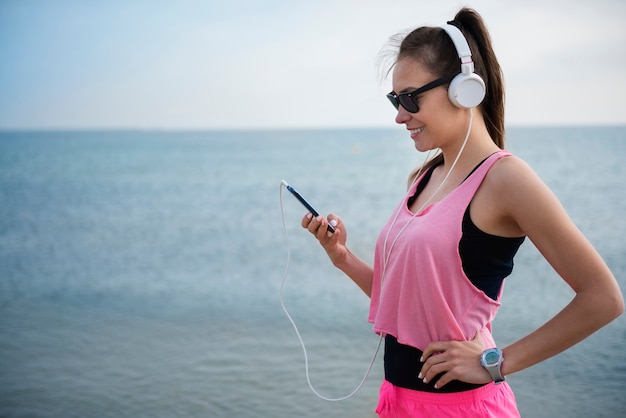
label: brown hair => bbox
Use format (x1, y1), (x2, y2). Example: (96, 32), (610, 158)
(385, 8), (505, 185)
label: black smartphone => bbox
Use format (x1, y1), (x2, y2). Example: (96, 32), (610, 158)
(282, 180), (335, 233)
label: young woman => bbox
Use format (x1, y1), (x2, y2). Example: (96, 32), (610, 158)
(301, 7), (623, 418)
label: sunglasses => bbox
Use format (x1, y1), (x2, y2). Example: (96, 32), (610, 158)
(386, 76), (453, 113)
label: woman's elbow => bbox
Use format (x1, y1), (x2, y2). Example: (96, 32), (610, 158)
(583, 279), (625, 326)
(610, 292), (625, 319)
(601, 285), (624, 323)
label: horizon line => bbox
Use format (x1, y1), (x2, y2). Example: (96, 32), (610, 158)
(1, 123), (626, 133)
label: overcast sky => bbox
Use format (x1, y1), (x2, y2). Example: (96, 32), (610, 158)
(1, 0), (625, 130)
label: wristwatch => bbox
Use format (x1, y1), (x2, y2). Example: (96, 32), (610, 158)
(480, 348), (505, 384)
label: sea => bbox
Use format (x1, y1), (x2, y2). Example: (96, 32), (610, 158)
(0, 127), (625, 418)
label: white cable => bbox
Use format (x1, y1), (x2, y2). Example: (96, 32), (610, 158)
(279, 183), (383, 402)
(277, 108), (472, 401)
(382, 108), (473, 274)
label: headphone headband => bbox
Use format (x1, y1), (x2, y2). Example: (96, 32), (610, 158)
(440, 23), (474, 74)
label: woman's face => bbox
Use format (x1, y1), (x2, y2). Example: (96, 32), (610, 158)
(391, 57), (466, 152)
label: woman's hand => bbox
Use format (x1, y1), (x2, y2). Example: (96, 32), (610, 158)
(419, 332), (493, 389)
(301, 213), (347, 267)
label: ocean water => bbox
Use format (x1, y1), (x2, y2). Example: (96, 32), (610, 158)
(0, 127), (625, 417)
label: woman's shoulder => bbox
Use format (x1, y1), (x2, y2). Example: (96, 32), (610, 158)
(480, 152), (557, 210)
(474, 151), (560, 237)
(488, 152), (539, 189)
(485, 152), (558, 215)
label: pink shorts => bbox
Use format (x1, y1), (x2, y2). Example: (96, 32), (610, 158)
(376, 379), (520, 418)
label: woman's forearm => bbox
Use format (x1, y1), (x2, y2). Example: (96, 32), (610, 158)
(333, 248), (374, 298)
(501, 287), (623, 377)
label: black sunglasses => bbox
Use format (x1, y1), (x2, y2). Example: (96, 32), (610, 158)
(386, 76), (453, 113)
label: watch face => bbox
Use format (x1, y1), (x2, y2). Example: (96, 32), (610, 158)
(485, 351), (500, 365)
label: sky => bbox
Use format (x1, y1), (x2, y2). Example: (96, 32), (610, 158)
(1, 0), (625, 130)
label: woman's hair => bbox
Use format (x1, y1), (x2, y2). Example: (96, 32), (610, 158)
(382, 8), (505, 186)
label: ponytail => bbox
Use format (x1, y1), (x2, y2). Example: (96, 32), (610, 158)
(453, 8), (505, 148)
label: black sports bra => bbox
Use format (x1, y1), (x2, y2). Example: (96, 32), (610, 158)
(408, 160), (525, 300)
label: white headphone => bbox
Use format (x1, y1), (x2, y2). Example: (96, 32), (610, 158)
(440, 23), (486, 109)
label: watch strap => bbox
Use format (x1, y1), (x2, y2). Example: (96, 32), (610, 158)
(486, 363), (505, 384)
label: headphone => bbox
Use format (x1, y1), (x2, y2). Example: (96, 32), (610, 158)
(440, 23), (486, 109)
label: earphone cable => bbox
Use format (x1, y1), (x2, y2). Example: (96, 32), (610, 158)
(382, 109), (473, 279)
(277, 108), (471, 401)
(279, 183), (383, 402)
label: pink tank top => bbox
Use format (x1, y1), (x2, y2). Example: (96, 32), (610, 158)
(368, 151), (512, 350)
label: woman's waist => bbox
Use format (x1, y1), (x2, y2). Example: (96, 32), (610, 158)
(384, 334), (486, 393)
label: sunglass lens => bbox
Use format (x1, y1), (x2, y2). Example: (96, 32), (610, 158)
(398, 95), (418, 113)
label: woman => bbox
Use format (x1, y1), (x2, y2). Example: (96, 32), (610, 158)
(302, 7), (623, 418)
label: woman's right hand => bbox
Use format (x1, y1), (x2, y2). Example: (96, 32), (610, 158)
(301, 213), (347, 267)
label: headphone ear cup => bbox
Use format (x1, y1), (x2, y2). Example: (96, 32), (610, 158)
(448, 73), (486, 108)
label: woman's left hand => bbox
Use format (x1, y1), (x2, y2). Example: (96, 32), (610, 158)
(419, 332), (494, 389)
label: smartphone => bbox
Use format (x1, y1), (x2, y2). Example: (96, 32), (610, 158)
(282, 180), (335, 233)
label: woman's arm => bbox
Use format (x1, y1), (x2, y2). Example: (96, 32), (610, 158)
(301, 213), (374, 297)
(491, 157), (623, 376)
(420, 156), (623, 388)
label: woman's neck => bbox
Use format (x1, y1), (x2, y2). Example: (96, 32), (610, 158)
(439, 110), (499, 175)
